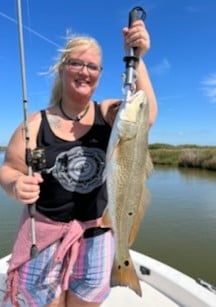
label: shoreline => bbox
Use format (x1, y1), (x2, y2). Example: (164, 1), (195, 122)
(1, 144), (216, 171)
(149, 144), (216, 171)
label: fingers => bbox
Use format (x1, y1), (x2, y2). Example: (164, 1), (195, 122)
(106, 101), (121, 126)
(13, 173), (43, 205)
(123, 20), (150, 57)
(33, 172), (44, 182)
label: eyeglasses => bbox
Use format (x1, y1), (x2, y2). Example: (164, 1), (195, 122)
(64, 59), (103, 74)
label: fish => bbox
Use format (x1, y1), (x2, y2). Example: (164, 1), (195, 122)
(102, 90), (153, 297)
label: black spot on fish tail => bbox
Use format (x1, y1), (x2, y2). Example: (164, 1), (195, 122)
(117, 260), (130, 269)
(111, 256), (142, 296)
(124, 260), (130, 266)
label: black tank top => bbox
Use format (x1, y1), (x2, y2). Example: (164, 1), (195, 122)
(36, 103), (111, 236)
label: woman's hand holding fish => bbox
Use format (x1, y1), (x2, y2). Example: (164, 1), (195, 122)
(123, 20), (150, 58)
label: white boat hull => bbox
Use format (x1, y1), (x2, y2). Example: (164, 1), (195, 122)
(0, 250), (215, 307)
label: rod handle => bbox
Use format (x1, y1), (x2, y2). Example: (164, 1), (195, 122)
(128, 6), (147, 28)
(30, 244), (39, 258)
(128, 6), (147, 57)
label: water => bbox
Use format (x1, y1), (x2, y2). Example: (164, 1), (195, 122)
(134, 166), (216, 285)
(0, 152), (216, 285)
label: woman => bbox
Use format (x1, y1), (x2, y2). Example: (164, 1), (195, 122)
(0, 20), (157, 307)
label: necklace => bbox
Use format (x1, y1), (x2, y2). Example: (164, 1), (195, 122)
(59, 100), (90, 122)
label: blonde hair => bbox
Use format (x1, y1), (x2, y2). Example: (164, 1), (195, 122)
(49, 35), (102, 106)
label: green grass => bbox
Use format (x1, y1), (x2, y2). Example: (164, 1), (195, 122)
(149, 144), (216, 171)
(1, 144), (216, 171)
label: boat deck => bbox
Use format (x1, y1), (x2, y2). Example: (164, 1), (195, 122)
(0, 280), (180, 307)
(0, 254), (179, 307)
(102, 281), (180, 307)
(1, 253), (215, 307)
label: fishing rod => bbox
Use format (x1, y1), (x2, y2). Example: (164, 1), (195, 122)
(123, 6), (147, 101)
(16, 0), (39, 258)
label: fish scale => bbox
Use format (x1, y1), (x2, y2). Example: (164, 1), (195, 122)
(102, 90), (153, 297)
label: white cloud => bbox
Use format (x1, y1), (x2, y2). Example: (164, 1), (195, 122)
(202, 74), (216, 103)
(150, 58), (171, 75)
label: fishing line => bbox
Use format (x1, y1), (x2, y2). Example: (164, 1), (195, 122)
(0, 11), (60, 47)
(26, 0), (33, 45)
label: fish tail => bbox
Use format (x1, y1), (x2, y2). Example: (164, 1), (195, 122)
(111, 252), (142, 297)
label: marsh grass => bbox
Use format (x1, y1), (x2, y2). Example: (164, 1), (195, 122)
(1, 144), (216, 170)
(149, 144), (216, 171)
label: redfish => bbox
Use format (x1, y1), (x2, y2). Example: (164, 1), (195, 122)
(102, 90), (153, 296)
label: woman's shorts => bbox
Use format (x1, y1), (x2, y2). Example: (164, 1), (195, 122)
(18, 230), (114, 306)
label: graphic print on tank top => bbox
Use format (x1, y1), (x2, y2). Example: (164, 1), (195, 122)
(48, 146), (106, 193)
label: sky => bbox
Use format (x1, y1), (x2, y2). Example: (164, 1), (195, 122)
(0, 0), (216, 146)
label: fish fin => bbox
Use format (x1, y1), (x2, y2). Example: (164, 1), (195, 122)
(128, 186), (150, 246)
(101, 207), (113, 228)
(106, 134), (120, 162)
(102, 136), (119, 182)
(111, 252), (142, 297)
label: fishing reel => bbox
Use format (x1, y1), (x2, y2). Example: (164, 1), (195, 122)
(26, 148), (46, 172)
(31, 148), (46, 172)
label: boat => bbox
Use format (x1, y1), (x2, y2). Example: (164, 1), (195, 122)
(0, 250), (215, 307)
